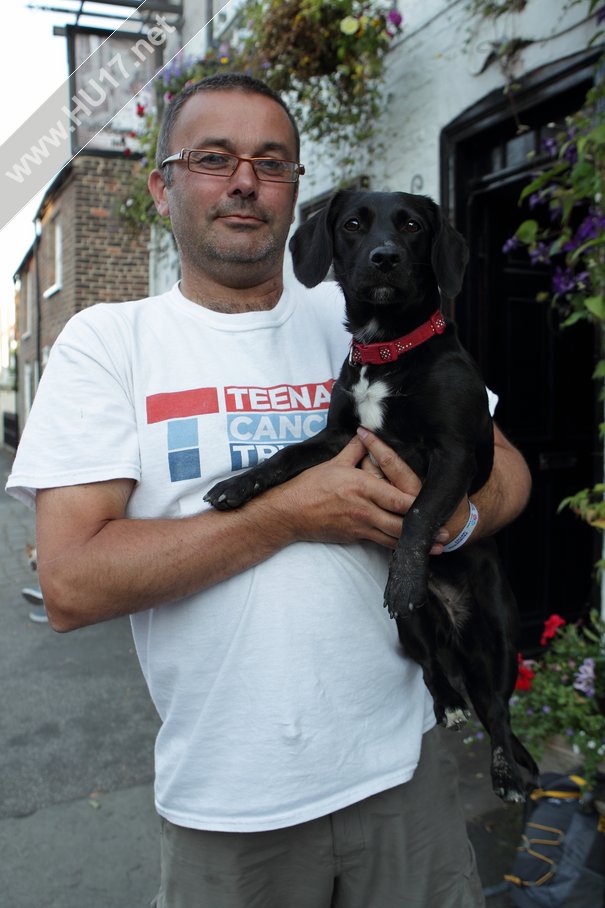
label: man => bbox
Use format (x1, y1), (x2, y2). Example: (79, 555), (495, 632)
(7, 74), (531, 907)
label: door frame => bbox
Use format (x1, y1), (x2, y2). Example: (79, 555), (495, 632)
(439, 47), (603, 646)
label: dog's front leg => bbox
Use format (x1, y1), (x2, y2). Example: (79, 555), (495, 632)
(204, 427), (353, 510)
(384, 448), (476, 618)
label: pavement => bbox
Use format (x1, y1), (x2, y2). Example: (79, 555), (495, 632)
(0, 443), (527, 908)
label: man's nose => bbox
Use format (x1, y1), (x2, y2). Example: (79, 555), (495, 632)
(228, 158), (259, 196)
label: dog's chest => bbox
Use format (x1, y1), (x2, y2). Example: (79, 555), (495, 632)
(351, 367), (391, 432)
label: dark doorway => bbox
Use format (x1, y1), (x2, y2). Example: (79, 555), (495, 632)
(442, 50), (602, 649)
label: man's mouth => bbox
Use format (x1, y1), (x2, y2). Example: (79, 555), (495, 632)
(216, 209), (267, 228)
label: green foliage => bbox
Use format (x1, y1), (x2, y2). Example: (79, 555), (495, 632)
(503, 2), (605, 532)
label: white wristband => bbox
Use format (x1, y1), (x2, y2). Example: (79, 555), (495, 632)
(442, 500), (479, 552)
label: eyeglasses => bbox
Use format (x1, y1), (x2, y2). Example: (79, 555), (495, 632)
(160, 149), (305, 183)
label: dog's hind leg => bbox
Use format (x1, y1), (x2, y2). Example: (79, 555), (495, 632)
(458, 620), (537, 801)
(396, 604), (471, 730)
(469, 693), (528, 801)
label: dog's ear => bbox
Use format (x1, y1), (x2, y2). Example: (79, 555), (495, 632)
(289, 192), (343, 287)
(431, 212), (470, 298)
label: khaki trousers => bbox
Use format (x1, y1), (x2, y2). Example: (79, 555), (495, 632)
(152, 727), (485, 908)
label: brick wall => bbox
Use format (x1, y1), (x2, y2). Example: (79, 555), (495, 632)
(38, 153), (151, 353)
(73, 154), (151, 311)
(14, 152), (151, 431)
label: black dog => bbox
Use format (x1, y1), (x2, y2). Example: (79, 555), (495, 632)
(205, 190), (538, 802)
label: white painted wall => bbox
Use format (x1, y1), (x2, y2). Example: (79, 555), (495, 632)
(297, 0), (596, 208)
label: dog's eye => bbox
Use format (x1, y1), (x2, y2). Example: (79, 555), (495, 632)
(402, 220), (421, 233)
(343, 218), (361, 232)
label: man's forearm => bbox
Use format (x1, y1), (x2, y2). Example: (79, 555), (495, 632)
(470, 425), (532, 540)
(38, 487), (298, 632)
(36, 438), (412, 632)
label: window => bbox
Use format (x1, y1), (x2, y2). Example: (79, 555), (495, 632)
(43, 217), (62, 298)
(23, 362), (33, 418)
(22, 269), (35, 339)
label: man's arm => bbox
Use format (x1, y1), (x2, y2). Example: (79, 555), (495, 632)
(36, 436), (410, 632)
(37, 425), (530, 632)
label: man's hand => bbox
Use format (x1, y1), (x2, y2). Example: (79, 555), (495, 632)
(355, 428), (459, 554)
(355, 423), (531, 551)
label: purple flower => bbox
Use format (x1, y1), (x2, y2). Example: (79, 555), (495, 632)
(597, 6), (605, 25)
(574, 211), (605, 247)
(552, 266), (577, 295)
(529, 192), (544, 210)
(575, 270), (590, 290)
(543, 136), (559, 157)
(529, 242), (550, 265)
(542, 705), (551, 713)
(502, 236), (520, 254)
(562, 216), (604, 253)
(564, 143), (578, 166)
(574, 658), (596, 696)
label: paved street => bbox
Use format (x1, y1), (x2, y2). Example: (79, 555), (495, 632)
(1, 443), (524, 907)
(1, 446), (161, 908)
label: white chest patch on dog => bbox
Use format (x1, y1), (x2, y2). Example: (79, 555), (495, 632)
(352, 367), (390, 432)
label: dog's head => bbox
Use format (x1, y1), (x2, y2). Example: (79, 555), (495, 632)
(289, 191), (469, 320)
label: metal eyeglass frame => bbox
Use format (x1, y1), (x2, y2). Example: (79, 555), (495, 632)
(160, 148), (305, 183)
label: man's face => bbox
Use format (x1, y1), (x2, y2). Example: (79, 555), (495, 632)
(152, 90), (300, 289)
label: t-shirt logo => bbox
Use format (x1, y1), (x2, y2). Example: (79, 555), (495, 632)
(146, 381), (334, 483)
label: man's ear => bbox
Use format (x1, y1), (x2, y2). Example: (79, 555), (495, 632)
(148, 168), (170, 218)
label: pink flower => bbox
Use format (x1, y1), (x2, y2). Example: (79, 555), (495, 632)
(388, 8), (403, 29)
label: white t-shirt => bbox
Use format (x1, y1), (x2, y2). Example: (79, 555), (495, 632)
(7, 281), (435, 832)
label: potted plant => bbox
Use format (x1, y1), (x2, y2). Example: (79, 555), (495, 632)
(511, 612), (605, 786)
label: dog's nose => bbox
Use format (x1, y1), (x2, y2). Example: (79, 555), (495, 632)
(370, 246), (401, 272)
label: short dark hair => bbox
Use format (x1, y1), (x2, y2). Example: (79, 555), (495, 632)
(155, 72), (301, 185)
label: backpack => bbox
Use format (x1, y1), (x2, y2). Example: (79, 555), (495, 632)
(503, 772), (605, 907)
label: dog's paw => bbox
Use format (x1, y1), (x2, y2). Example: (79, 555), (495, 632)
(491, 745), (527, 803)
(443, 706), (471, 730)
(204, 473), (263, 510)
(383, 551), (428, 618)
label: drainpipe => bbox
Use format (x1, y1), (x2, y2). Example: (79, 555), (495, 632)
(205, 0), (214, 46)
(33, 217), (42, 391)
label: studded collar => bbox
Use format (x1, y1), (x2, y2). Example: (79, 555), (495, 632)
(349, 311), (447, 366)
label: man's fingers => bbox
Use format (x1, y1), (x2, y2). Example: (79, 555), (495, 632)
(333, 435), (368, 467)
(359, 453), (386, 479)
(356, 427), (421, 496)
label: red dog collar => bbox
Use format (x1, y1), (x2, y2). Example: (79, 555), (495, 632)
(349, 311), (447, 366)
